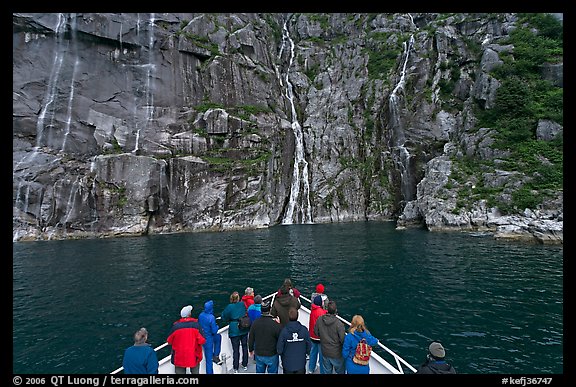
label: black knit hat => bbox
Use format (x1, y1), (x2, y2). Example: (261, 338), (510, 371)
(261, 301), (271, 313)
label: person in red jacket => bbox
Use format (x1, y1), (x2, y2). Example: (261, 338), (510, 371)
(242, 287), (255, 309)
(308, 295), (327, 373)
(166, 305), (206, 374)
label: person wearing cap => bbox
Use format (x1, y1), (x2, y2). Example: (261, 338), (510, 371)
(416, 341), (456, 374)
(122, 327), (159, 374)
(166, 305), (206, 374)
(311, 283), (329, 310)
(198, 300), (223, 374)
(221, 291), (250, 373)
(307, 295), (327, 373)
(248, 300), (283, 373)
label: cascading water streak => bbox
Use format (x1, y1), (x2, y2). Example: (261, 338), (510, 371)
(279, 18), (312, 225)
(14, 13), (69, 236)
(133, 13), (156, 154)
(36, 13), (68, 149)
(61, 14), (79, 153)
(388, 30), (416, 204)
(61, 58), (79, 153)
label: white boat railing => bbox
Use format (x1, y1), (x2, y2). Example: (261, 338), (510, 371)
(296, 294), (417, 374)
(112, 291), (416, 374)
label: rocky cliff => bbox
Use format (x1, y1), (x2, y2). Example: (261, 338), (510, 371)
(13, 13), (563, 243)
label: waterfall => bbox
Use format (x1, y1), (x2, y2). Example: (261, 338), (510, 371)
(58, 177), (80, 236)
(14, 13), (69, 230)
(145, 13), (155, 122)
(60, 14), (79, 153)
(279, 17), (312, 225)
(133, 13), (156, 154)
(13, 181), (29, 242)
(61, 57), (79, 153)
(36, 13), (68, 149)
(388, 31), (415, 204)
(158, 160), (166, 210)
(88, 158), (100, 231)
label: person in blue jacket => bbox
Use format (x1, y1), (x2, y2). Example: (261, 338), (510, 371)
(247, 294), (262, 323)
(122, 327), (159, 374)
(342, 315), (379, 374)
(277, 307), (312, 373)
(198, 300), (222, 374)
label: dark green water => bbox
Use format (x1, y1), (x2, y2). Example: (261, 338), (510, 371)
(12, 222), (563, 374)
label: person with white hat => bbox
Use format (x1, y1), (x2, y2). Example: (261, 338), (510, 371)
(416, 341), (456, 374)
(166, 305), (206, 374)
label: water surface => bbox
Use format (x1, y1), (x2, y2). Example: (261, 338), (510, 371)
(12, 222), (563, 374)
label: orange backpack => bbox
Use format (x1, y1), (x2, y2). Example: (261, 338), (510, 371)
(353, 337), (372, 365)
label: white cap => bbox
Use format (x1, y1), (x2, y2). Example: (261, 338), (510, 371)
(180, 305), (193, 318)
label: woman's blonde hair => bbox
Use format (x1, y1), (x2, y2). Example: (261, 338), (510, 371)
(349, 315), (366, 334)
(230, 291), (240, 303)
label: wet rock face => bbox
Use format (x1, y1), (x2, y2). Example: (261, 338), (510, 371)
(13, 13), (562, 243)
(13, 13), (286, 240)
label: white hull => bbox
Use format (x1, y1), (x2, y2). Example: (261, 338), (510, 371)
(113, 293), (416, 375)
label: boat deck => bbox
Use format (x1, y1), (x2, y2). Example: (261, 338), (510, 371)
(199, 354), (321, 374)
(114, 292), (417, 375)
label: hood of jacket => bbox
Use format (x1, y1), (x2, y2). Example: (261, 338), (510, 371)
(275, 293), (294, 306)
(320, 313), (339, 326)
(203, 300), (214, 314)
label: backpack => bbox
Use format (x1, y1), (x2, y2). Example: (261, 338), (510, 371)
(353, 337), (372, 365)
(237, 314), (251, 330)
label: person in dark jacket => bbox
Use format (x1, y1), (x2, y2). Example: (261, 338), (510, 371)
(416, 341), (457, 374)
(314, 300), (346, 374)
(221, 291), (250, 373)
(277, 307), (312, 374)
(122, 327), (159, 374)
(342, 315), (379, 374)
(271, 285), (301, 327)
(276, 278), (301, 298)
(198, 300), (222, 374)
(248, 300), (283, 373)
(166, 305), (206, 374)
